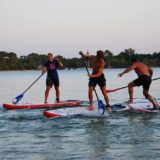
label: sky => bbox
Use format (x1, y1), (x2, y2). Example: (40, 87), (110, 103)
(0, 0), (160, 58)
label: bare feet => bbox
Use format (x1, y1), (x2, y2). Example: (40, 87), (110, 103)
(153, 105), (159, 110)
(56, 98), (60, 103)
(88, 105), (94, 111)
(106, 105), (111, 112)
(106, 107), (110, 112)
(124, 100), (133, 104)
(153, 107), (158, 110)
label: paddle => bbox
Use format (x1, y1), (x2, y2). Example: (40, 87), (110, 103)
(81, 55), (106, 115)
(12, 74), (43, 104)
(106, 77), (160, 93)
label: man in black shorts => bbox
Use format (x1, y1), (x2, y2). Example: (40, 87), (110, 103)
(79, 50), (110, 110)
(118, 58), (158, 109)
(42, 53), (63, 103)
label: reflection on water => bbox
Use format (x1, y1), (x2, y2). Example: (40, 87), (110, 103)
(0, 68), (160, 160)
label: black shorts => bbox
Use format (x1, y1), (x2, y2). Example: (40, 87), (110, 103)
(133, 75), (151, 91)
(46, 77), (59, 87)
(89, 74), (106, 87)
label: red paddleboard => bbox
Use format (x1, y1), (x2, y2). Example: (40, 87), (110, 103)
(3, 100), (82, 109)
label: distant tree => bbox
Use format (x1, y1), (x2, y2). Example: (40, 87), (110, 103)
(118, 48), (135, 58)
(0, 50), (160, 70)
(104, 50), (113, 68)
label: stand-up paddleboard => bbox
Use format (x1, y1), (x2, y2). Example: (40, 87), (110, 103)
(3, 100), (82, 109)
(43, 104), (128, 118)
(129, 107), (160, 113)
(43, 101), (160, 118)
(128, 102), (160, 113)
(43, 106), (104, 118)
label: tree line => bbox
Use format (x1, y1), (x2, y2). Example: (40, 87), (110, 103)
(0, 48), (160, 70)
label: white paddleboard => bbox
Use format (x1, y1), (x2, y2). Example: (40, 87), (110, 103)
(43, 103), (128, 118)
(43, 101), (160, 118)
(43, 106), (108, 118)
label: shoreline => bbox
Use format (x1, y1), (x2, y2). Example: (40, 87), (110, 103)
(0, 66), (160, 72)
(0, 70), (40, 72)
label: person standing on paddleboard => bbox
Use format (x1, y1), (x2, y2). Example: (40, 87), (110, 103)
(79, 50), (110, 110)
(118, 58), (158, 109)
(42, 53), (63, 103)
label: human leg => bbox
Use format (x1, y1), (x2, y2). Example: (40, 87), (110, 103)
(44, 86), (51, 103)
(44, 78), (53, 103)
(100, 86), (110, 107)
(142, 76), (158, 109)
(126, 82), (135, 103)
(88, 77), (97, 110)
(55, 86), (60, 102)
(51, 77), (60, 102)
(143, 90), (158, 109)
(88, 86), (94, 110)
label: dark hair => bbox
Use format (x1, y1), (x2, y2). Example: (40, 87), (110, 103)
(131, 58), (138, 63)
(48, 53), (53, 57)
(97, 50), (105, 59)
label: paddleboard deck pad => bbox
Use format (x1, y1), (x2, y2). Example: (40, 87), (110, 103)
(3, 100), (82, 109)
(43, 101), (160, 118)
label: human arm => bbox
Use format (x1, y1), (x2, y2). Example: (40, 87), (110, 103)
(88, 63), (104, 78)
(57, 59), (63, 68)
(148, 67), (153, 77)
(79, 51), (91, 59)
(41, 66), (47, 75)
(88, 68), (103, 78)
(54, 58), (63, 68)
(58, 62), (63, 68)
(118, 64), (136, 77)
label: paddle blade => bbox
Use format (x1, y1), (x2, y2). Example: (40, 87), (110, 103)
(98, 100), (106, 115)
(12, 94), (23, 104)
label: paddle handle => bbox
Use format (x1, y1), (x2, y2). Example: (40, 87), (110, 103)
(106, 77), (160, 93)
(152, 77), (160, 81)
(81, 56), (100, 101)
(22, 74), (43, 94)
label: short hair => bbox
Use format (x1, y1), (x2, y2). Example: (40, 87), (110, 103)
(97, 50), (105, 59)
(131, 58), (138, 63)
(47, 53), (53, 57)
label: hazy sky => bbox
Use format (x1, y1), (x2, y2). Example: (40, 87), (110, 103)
(0, 0), (160, 57)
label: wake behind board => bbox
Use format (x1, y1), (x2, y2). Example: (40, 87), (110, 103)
(3, 100), (82, 109)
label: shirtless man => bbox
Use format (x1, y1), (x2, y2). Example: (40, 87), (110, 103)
(79, 50), (110, 110)
(42, 53), (63, 103)
(118, 58), (158, 109)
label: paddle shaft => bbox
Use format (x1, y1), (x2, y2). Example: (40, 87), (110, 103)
(106, 77), (160, 93)
(82, 57), (100, 101)
(22, 74), (43, 94)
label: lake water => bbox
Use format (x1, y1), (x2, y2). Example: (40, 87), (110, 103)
(0, 68), (160, 160)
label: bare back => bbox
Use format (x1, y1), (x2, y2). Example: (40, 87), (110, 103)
(133, 62), (150, 76)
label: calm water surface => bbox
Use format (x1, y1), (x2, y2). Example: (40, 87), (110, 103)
(0, 68), (160, 160)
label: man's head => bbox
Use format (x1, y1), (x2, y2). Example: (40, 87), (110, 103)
(131, 58), (138, 64)
(96, 50), (105, 59)
(47, 53), (54, 61)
